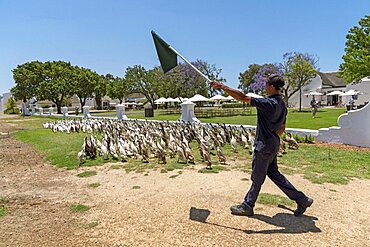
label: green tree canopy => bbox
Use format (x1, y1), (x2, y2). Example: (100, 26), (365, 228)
(125, 65), (164, 108)
(95, 74), (111, 110)
(107, 75), (131, 104)
(339, 15), (370, 83)
(73, 66), (100, 108)
(11, 61), (43, 102)
(38, 61), (76, 114)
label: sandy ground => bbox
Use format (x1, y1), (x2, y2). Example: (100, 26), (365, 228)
(0, 120), (369, 247)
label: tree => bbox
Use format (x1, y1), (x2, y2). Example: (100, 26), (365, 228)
(107, 76), (130, 104)
(339, 15), (370, 83)
(249, 63), (281, 94)
(195, 59), (226, 97)
(166, 59), (225, 98)
(73, 67), (100, 108)
(125, 65), (164, 109)
(280, 52), (319, 110)
(38, 61), (76, 114)
(11, 61), (43, 112)
(6, 97), (17, 114)
(238, 64), (261, 93)
(95, 74), (111, 110)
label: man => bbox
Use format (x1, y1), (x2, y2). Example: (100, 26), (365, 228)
(349, 96), (355, 110)
(310, 96), (318, 118)
(211, 75), (313, 217)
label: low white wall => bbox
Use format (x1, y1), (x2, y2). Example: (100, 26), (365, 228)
(316, 102), (370, 147)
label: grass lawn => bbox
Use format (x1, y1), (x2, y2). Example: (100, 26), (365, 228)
(278, 144), (370, 184)
(2, 116), (369, 185)
(89, 107), (346, 130)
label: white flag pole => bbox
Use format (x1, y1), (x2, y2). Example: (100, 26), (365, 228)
(168, 46), (211, 82)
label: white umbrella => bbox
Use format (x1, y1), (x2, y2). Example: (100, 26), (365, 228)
(188, 94), (209, 102)
(209, 95), (227, 102)
(246, 92), (264, 98)
(154, 97), (167, 104)
(304, 91), (323, 96)
(164, 97), (174, 103)
(326, 90), (343, 96)
(340, 89), (361, 96)
(225, 95), (235, 100)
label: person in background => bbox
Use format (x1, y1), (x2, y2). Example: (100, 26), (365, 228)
(210, 74), (313, 217)
(349, 96), (355, 110)
(310, 96), (318, 118)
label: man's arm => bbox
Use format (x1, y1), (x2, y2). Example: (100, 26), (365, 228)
(210, 81), (251, 104)
(277, 123), (285, 137)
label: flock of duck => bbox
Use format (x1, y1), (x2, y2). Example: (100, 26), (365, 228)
(42, 119), (299, 169)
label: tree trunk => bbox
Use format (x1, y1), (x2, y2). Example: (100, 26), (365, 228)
(56, 101), (62, 114)
(22, 97), (27, 116)
(95, 96), (102, 110)
(79, 98), (84, 108)
(299, 87), (302, 112)
(79, 97), (86, 108)
(282, 94), (289, 107)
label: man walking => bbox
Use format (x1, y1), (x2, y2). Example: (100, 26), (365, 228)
(211, 75), (313, 217)
(310, 96), (318, 118)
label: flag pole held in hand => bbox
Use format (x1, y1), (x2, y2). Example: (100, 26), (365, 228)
(151, 31), (211, 82)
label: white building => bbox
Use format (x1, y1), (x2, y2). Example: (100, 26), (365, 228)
(288, 72), (370, 108)
(0, 92), (13, 113)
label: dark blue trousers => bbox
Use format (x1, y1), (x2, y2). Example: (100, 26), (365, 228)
(244, 150), (307, 208)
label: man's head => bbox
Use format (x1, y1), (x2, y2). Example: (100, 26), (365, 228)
(265, 74), (285, 95)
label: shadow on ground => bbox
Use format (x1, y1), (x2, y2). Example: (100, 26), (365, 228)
(189, 205), (321, 234)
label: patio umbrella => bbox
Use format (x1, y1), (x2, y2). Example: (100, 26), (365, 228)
(225, 95), (236, 101)
(165, 97), (175, 103)
(154, 97), (167, 104)
(209, 95), (227, 102)
(326, 90), (343, 96)
(172, 97), (181, 103)
(340, 89), (361, 96)
(304, 91), (323, 96)
(188, 94), (209, 102)
(246, 92), (264, 98)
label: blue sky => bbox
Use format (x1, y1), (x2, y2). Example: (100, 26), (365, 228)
(0, 0), (369, 94)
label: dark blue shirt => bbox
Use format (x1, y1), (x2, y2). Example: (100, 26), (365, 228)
(250, 94), (287, 153)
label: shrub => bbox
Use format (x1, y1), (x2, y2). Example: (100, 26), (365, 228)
(5, 97), (18, 114)
(304, 134), (315, 144)
(293, 134), (304, 143)
(4, 108), (20, 114)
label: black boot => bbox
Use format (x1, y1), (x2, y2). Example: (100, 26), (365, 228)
(230, 203), (254, 216)
(294, 197), (313, 217)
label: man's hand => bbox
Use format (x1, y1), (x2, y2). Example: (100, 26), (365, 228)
(210, 81), (251, 104)
(210, 81), (223, 89)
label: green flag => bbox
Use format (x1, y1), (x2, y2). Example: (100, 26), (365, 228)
(151, 31), (178, 73)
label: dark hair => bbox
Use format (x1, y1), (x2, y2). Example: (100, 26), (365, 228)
(267, 74), (285, 90)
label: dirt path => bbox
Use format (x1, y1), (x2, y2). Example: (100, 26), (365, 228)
(0, 120), (369, 246)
